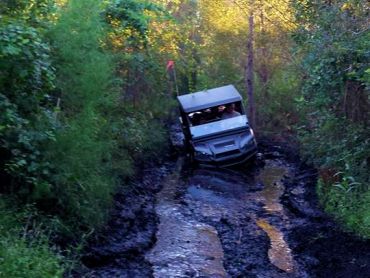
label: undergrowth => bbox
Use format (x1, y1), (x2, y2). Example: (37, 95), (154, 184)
(0, 0), (172, 274)
(317, 178), (370, 238)
(304, 117), (370, 238)
(0, 199), (66, 278)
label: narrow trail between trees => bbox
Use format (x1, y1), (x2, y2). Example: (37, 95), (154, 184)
(80, 130), (370, 278)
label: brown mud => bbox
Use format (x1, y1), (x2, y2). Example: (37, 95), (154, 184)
(77, 134), (370, 278)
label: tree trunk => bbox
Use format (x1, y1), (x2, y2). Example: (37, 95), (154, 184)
(344, 80), (369, 124)
(259, 9), (269, 99)
(245, 12), (256, 129)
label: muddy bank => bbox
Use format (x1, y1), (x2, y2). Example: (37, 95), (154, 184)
(76, 162), (175, 277)
(282, 160), (370, 278)
(259, 137), (370, 278)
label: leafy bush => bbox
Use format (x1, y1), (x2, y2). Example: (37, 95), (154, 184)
(299, 116), (370, 177)
(45, 0), (121, 232)
(255, 67), (300, 132)
(0, 0), (173, 239)
(0, 19), (56, 197)
(293, 0), (370, 237)
(120, 114), (169, 161)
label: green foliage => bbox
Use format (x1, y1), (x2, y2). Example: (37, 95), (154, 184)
(0, 19), (55, 119)
(0, 236), (64, 278)
(0, 6), (66, 274)
(0, 0), (56, 26)
(0, 19), (55, 197)
(293, 0), (370, 237)
(0, 200), (65, 278)
(45, 0), (121, 231)
(105, 0), (165, 46)
(299, 115), (370, 178)
(293, 0), (370, 177)
(0, 0), (173, 245)
(120, 114), (169, 161)
(293, 0), (369, 110)
(42, 0), (172, 233)
(0, 0), (175, 275)
(318, 177), (370, 238)
(255, 68), (300, 132)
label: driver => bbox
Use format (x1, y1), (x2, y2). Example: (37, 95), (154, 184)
(221, 103), (240, 119)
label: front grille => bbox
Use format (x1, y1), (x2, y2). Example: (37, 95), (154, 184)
(216, 149), (240, 158)
(214, 140), (235, 148)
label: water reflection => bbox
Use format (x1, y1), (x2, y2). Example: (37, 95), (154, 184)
(148, 157), (297, 276)
(257, 162), (287, 213)
(146, 159), (227, 277)
(256, 160), (296, 273)
(257, 219), (295, 273)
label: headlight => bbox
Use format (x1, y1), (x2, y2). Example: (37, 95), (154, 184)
(193, 143), (212, 160)
(239, 130), (256, 149)
(194, 150), (212, 160)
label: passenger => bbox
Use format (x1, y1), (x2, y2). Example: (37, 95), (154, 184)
(191, 113), (202, 126)
(209, 107), (220, 121)
(191, 112), (207, 125)
(221, 103), (241, 119)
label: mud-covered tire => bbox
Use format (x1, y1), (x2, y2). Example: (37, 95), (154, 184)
(185, 151), (199, 167)
(253, 152), (265, 167)
(189, 151), (196, 165)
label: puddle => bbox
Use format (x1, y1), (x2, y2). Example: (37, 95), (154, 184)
(257, 219), (295, 273)
(147, 159), (227, 277)
(147, 210), (227, 277)
(256, 160), (296, 273)
(148, 157), (298, 277)
(186, 168), (258, 222)
(257, 160), (287, 213)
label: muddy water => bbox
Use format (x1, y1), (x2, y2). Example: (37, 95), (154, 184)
(256, 160), (296, 273)
(257, 161), (287, 213)
(146, 159), (228, 277)
(256, 219), (294, 273)
(81, 137), (370, 277)
(147, 157), (302, 277)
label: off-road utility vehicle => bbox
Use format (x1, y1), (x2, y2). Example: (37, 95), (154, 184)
(177, 85), (257, 166)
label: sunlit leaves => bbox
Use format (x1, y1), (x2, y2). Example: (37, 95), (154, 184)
(293, 0), (369, 111)
(105, 0), (166, 48)
(0, 0), (57, 26)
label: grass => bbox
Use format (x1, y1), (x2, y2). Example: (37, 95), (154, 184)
(0, 199), (66, 278)
(317, 178), (370, 238)
(0, 236), (64, 278)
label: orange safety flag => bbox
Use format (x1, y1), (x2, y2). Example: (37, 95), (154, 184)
(166, 60), (175, 71)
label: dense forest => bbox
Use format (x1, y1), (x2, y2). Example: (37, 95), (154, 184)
(0, 0), (369, 276)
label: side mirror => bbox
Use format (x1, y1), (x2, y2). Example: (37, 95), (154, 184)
(178, 117), (183, 124)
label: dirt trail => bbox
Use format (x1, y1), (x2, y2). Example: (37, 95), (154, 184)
(146, 159), (227, 277)
(78, 137), (370, 278)
(156, 154), (309, 278)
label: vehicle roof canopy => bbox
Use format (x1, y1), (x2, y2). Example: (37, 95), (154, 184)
(177, 85), (242, 113)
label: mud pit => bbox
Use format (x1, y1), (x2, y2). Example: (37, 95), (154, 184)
(148, 155), (308, 278)
(80, 138), (370, 278)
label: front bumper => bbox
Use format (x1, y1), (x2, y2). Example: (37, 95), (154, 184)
(195, 144), (258, 167)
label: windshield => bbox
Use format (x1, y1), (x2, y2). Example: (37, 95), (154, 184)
(190, 115), (248, 138)
(187, 102), (243, 126)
